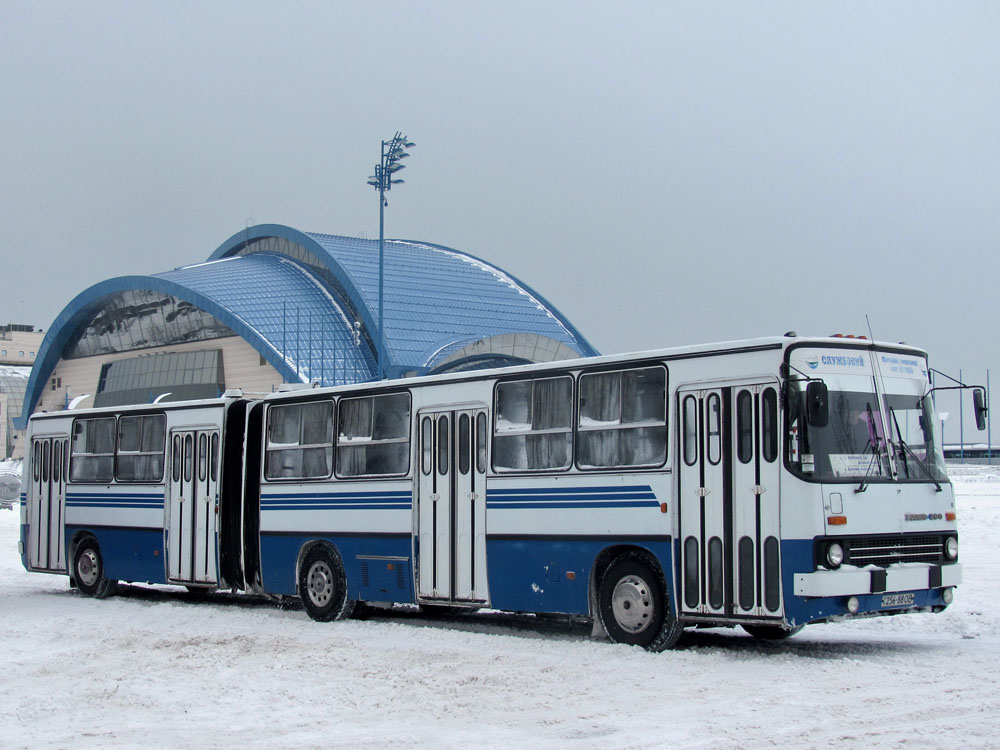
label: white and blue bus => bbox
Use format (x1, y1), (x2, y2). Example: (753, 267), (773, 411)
(19, 335), (977, 650)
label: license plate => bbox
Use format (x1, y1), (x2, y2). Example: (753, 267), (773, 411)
(881, 592), (915, 608)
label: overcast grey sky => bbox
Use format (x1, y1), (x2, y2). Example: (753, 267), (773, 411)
(1, 2), (997, 431)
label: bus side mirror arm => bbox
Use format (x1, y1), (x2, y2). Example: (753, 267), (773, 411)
(925, 381), (989, 432)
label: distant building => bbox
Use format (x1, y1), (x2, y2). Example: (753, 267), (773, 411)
(0, 325), (42, 459)
(0, 324), (43, 366)
(16, 224), (597, 451)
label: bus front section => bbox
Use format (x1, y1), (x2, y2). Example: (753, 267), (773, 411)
(781, 342), (961, 628)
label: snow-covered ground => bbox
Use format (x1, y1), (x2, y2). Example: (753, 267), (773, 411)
(2, 469), (998, 749)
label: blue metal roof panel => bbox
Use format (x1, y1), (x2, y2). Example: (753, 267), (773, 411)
(155, 253), (374, 385)
(303, 232), (597, 369)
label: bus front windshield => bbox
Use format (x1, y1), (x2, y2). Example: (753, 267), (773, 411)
(787, 382), (948, 484)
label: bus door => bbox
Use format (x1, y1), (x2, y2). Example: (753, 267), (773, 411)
(29, 436), (69, 572)
(167, 429), (220, 584)
(677, 383), (783, 620)
(416, 409), (488, 603)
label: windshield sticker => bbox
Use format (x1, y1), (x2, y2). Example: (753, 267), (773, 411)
(880, 355), (927, 377)
(829, 454), (875, 476)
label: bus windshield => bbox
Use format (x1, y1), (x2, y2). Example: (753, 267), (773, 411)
(787, 381), (947, 484)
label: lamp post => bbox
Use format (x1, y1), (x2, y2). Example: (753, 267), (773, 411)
(367, 131), (415, 380)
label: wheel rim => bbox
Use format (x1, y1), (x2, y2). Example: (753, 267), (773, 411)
(611, 574), (653, 633)
(306, 560), (334, 607)
(77, 549), (99, 587)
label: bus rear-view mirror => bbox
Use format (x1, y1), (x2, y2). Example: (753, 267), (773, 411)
(973, 388), (988, 431)
(806, 381), (828, 427)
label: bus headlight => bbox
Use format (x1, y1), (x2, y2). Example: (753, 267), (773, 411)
(944, 536), (958, 561)
(942, 587), (954, 605)
(825, 542), (844, 569)
(846, 596), (860, 614)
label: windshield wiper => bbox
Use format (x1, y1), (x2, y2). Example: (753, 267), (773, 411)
(855, 402), (884, 494)
(889, 407), (943, 492)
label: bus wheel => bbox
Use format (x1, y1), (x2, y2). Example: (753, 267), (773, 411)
(299, 547), (355, 622)
(598, 552), (682, 652)
(73, 538), (118, 599)
(742, 624), (804, 640)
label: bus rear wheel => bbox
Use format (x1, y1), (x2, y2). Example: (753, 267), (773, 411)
(598, 552), (682, 652)
(299, 547), (355, 622)
(73, 538), (118, 599)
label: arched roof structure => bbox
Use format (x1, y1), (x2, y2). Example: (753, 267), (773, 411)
(18, 224), (596, 428)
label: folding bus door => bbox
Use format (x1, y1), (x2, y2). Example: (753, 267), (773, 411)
(677, 388), (727, 617)
(167, 429), (220, 584)
(416, 409), (488, 604)
(730, 384), (783, 619)
(677, 383), (784, 621)
(28, 436), (69, 572)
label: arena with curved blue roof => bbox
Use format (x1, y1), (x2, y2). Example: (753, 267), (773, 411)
(17, 224), (597, 430)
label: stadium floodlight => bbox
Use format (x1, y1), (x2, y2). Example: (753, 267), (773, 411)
(367, 131), (415, 380)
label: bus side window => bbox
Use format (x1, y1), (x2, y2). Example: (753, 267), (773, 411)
(493, 376), (573, 472)
(70, 417), (116, 483)
(184, 434), (193, 482)
(421, 417), (433, 476)
(198, 433), (207, 481)
(437, 415), (449, 475)
(172, 435), (181, 482)
(336, 392), (410, 478)
(578, 366), (667, 469)
(736, 391), (753, 464)
(682, 396), (698, 466)
(458, 413), (471, 475)
(476, 412), (487, 474)
(761, 388), (778, 463)
(211, 433), (219, 482)
(706, 393), (721, 465)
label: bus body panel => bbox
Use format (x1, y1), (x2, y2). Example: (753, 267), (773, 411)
(18, 336), (963, 642)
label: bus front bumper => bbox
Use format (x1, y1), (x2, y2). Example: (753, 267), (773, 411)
(793, 563), (962, 598)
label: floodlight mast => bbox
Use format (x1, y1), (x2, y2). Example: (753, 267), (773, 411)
(367, 131), (415, 380)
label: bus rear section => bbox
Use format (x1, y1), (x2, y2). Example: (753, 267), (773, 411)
(21, 399), (253, 596)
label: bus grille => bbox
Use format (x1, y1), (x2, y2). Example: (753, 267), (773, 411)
(844, 535), (944, 567)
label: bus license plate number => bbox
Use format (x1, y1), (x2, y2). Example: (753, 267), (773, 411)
(881, 592), (915, 608)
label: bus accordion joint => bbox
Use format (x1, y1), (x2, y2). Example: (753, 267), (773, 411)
(827, 515), (848, 526)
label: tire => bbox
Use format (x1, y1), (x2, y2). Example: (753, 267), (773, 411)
(742, 623), (804, 640)
(598, 552), (683, 652)
(299, 546), (356, 622)
(73, 538), (118, 599)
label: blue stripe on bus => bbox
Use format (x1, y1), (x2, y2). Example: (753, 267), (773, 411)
(66, 493), (163, 509)
(487, 485), (655, 496)
(486, 485), (659, 509)
(261, 491), (411, 511)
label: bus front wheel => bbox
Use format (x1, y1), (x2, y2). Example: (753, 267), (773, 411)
(598, 552), (682, 652)
(742, 624), (804, 640)
(299, 547), (355, 622)
(73, 538), (118, 599)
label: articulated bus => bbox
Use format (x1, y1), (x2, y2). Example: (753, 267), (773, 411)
(20, 335), (975, 650)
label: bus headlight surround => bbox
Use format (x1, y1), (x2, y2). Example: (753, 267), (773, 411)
(944, 536), (958, 561)
(825, 542), (844, 569)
